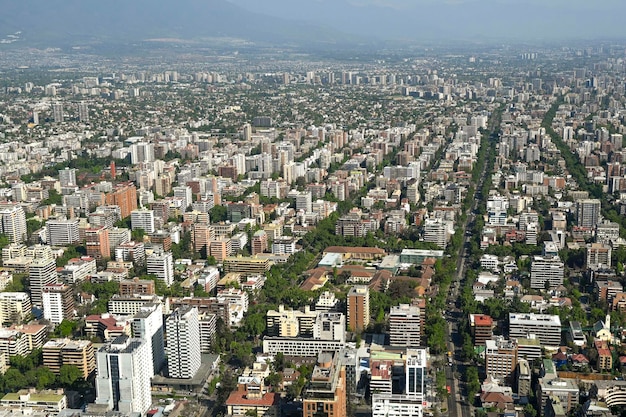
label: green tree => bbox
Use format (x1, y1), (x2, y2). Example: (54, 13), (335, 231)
(4, 368), (28, 391)
(210, 205), (228, 222)
(35, 367), (57, 390)
(131, 228), (145, 242)
(55, 319), (77, 337)
(58, 364), (84, 387)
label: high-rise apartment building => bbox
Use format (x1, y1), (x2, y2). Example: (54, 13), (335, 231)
(85, 227), (111, 259)
(58, 168), (77, 187)
(173, 186), (193, 210)
(95, 335), (152, 415)
(131, 303), (165, 376)
(576, 199), (601, 228)
(0, 292), (31, 326)
(0, 203), (27, 243)
(105, 183), (137, 219)
(251, 230), (268, 255)
(52, 103), (63, 123)
(130, 208), (155, 234)
(166, 306), (201, 379)
(29, 258), (57, 307)
(347, 285), (370, 332)
(46, 219), (80, 246)
(42, 283), (74, 324)
(78, 101), (89, 122)
(146, 250), (174, 287)
(130, 142), (155, 164)
(43, 338), (95, 379)
(485, 337), (518, 382)
(509, 313), (561, 346)
(586, 243), (612, 270)
(372, 348), (428, 417)
(423, 218), (448, 248)
(530, 256), (564, 290)
(389, 304), (421, 347)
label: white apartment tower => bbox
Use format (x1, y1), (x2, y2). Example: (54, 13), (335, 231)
(423, 218), (448, 248)
(130, 208), (155, 234)
(146, 250), (174, 287)
(389, 304), (421, 347)
(131, 303), (165, 376)
(508, 313), (561, 346)
(0, 203), (27, 243)
(52, 103), (64, 123)
(95, 335), (152, 415)
(130, 142), (155, 164)
(173, 186), (193, 211)
(78, 102), (89, 122)
(530, 255), (564, 290)
(46, 219), (80, 246)
(166, 306), (201, 379)
(29, 258), (57, 307)
(0, 292), (31, 326)
(59, 168), (77, 187)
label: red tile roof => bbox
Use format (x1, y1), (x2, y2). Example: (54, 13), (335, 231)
(225, 391), (280, 407)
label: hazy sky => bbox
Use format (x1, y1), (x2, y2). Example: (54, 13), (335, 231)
(230, 0), (626, 42)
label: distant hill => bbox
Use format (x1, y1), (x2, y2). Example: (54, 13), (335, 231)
(0, 0), (352, 47)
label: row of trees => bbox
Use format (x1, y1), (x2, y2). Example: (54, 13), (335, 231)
(4, 349), (86, 393)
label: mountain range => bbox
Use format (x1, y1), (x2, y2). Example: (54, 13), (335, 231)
(1, 0), (626, 49)
(0, 0), (354, 48)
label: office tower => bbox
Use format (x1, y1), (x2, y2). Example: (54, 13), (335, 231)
(576, 199), (601, 228)
(58, 168), (77, 187)
(347, 285), (370, 332)
(166, 306), (201, 379)
(389, 304), (421, 347)
(0, 292), (31, 326)
(530, 255), (564, 290)
(85, 227), (111, 259)
(42, 339), (95, 379)
(173, 185), (193, 210)
(303, 351), (346, 417)
(95, 335), (152, 415)
(32, 111), (39, 125)
(42, 283), (74, 324)
(130, 208), (155, 234)
(46, 219), (80, 246)
(372, 348), (428, 417)
(29, 258), (57, 307)
(78, 101), (89, 122)
(131, 303), (165, 376)
(509, 313), (562, 346)
(146, 250), (174, 287)
(130, 142), (155, 164)
(405, 348), (427, 396)
(52, 103), (63, 122)
(0, 203), (27, 243)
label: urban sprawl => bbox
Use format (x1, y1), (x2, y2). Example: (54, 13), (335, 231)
(0, 44), (624, 417)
